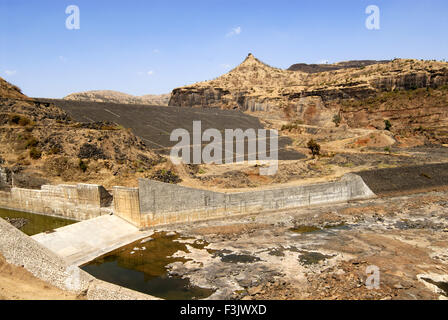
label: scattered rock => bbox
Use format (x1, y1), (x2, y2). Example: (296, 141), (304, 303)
(4, 217), (28, 230)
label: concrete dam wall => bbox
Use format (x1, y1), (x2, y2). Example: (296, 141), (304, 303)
(122, 173), (375, 227)
(0, 183), (113, 221)
(0, 170), (375, 228)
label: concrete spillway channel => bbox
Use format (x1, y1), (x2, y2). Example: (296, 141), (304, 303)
(32, 215), (151, 267)
(31, 215), (215, 299)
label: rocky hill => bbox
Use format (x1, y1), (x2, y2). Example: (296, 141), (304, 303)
(0, 78), (27, 100)
(0, 78), (164, 188)
(65, 90), (170, 106)
(169, 54), (448, 136)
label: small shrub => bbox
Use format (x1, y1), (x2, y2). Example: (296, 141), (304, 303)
(25, 137), (39, 149)
(384, 120), (392, 131)
(281, 124), (297, 131)
(78, 143), (106, 160)
(9, 114), (31, 126)
(44, 156), (70, 176)
(307, 139), (321, 157)
(48, 146), (62, 155)
(149, 169), (181, 184)
(18, 117), (31, 126)
(78, 159), (88, 172)
(29, 147), (42, 160)
(9, 115), (21, 125)
(332, 114), (341, 127)
(281, 120), (303, 132)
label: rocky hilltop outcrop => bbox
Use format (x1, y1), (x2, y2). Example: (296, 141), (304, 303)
(65, 90), (171, 106)
(169, 54), (448, 128)
(287, 60), (390, 73)
(0, 78), (27, 100)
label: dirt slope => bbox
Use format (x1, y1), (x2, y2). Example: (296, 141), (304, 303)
(0, 78), (27, 100)
(0, 254), (80, 300)
(0, 77), (164, 188)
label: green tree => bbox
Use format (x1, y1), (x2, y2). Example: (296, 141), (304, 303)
(307, 139), (321, 157)
(332, 114), (341, 127)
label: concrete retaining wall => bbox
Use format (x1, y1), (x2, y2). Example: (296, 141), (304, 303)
(139, 180), (224, 215)
(0, 167), (11, 189)
(0, 173), (375, 228)
(113, 186), (141, 227)
(0, 183), (113, 221)
(135, 174), (375, 227)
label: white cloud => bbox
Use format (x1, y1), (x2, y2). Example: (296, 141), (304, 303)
(226, 26), (242, 37)
(318, 59), (330, 64)
(4, 70), (17, 76)
(137, 70), (155, 76)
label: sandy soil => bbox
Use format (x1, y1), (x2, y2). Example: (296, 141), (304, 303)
(0, 254), (81, 300)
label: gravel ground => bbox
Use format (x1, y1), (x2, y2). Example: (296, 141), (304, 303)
(357, 162), (448, 196)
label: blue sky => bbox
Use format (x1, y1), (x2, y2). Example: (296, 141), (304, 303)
(1, 0), (447, 98)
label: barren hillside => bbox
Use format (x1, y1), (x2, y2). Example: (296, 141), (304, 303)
(0, 77), (164, 189)
(0, 78), (27, 100)
(65, 90), (170, 106)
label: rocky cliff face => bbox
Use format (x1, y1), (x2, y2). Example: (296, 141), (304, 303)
(169, 54), (448, 127)
(287, 60), (390, 73)
(334, 86), (448, 143)
(65, 90), (171, 106)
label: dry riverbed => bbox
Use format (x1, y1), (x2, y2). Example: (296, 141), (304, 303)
(153, 191), (448, 300)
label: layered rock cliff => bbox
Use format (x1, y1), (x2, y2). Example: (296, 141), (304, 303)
(169, 54), (448, 128)
(287, 60), (390, 73)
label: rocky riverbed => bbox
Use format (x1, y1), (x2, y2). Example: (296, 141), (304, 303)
(150, 191), (448, 300)
(3, 217), (28, 230)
